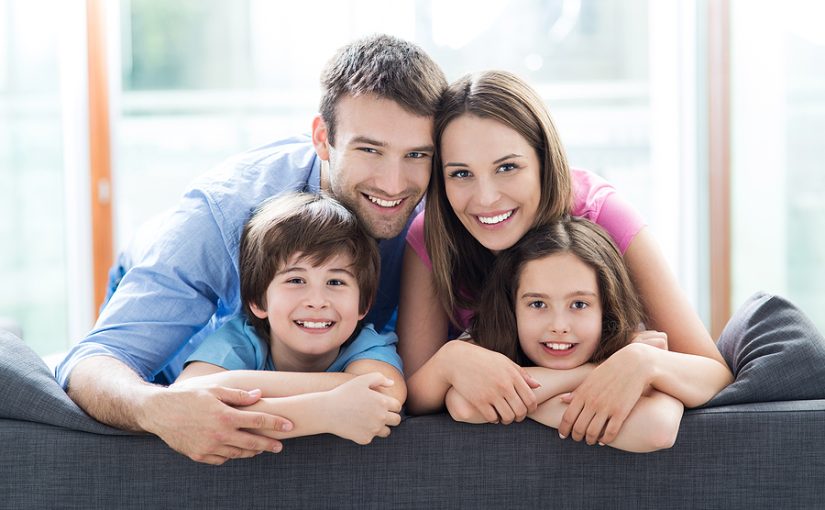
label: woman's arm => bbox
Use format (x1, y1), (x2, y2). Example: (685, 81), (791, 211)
(558, 228), (733, 444)
(397, 246), (538, 421)
(533, 389), (684, 453)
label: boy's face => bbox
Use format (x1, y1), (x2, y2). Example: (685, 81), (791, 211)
(249, 252), (365, 372)
(313, 94), (434, 240)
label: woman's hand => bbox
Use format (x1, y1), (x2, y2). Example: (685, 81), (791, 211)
(557, 342), (655, 445)
(442, 341), (540, 424)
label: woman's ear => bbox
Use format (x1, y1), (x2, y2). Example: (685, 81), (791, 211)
(248, 301), (268, 320)
(312, 115), (330, 161)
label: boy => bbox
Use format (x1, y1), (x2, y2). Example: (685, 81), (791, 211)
(174, 192), (403, 446)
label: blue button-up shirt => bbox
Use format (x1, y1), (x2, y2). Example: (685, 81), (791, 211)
(56, 135), (413, 387)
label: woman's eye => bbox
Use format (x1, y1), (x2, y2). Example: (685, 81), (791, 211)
(497, 162), (517, 173)
(447, 169), (471, 179)
(571, 301), (588, 310)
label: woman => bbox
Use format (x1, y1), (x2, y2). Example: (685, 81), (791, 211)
(397, 70), (732, 446)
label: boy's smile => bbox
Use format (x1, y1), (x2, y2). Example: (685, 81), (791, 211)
(249, 252), (366, 372)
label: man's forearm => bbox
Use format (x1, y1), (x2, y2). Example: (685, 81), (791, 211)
(66, 356), (157, 432)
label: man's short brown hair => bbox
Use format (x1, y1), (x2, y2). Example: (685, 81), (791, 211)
(240, 192), (380, 339)
(319, 34), (447, 144)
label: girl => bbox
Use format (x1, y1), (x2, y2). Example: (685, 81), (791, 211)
(445, 218), (683, 452)
(398, 70), (732, 447)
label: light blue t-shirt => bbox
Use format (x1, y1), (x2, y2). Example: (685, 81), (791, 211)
(186, 316), (403, 374)
(56, 135), (418, 387)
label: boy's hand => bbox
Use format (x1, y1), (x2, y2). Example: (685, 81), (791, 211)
(324, 372), (402, 445)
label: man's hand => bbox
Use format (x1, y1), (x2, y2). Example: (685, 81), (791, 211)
(322, 373), (402, 445)
(442, 341), (540, 425)
(557, 343), (654, 446)
(138, 385), (294, 465)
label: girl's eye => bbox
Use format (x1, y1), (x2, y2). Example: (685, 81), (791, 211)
(571, 301), (588, 310)
(528, 301), (546, 309)
(327, 279), (345, 286)
(447, 169), (471, 179)
(286, 277), (305, 285)
(497, 162), (518, 173)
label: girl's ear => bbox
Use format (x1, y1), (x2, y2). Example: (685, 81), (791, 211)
(248, 301), (268, 320)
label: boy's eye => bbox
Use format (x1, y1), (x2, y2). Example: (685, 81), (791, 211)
(571, 301), (588, 310)
(528, 300), (546, 309)
(447, 169), (471, 179)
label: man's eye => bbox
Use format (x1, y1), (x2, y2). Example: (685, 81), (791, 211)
(407, 151), (429, 159)
(359, 147), (378, 154)
(447, 169), (471, 179)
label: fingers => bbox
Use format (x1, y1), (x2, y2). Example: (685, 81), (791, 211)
(558, 396), (584, 438)
(584, 414), (608, 446)
(474, 403), (499, 423)
(600, 408), (631, 445)
(570, 407), (596, 442)
(504, 392), (529, 423)
(519, 367), (542, 390)
(386, 411), (402, 427)
(215, 386), (263, 406)
(492, 397), (516, 425)
(513, 377), (538, 414)
(361, 372), (394, 389)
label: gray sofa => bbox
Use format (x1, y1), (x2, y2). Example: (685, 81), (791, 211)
(3, 292), (825, 509)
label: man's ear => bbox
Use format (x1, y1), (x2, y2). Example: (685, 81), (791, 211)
(312, 115), (330, 161)
(248, 301), (268, 320)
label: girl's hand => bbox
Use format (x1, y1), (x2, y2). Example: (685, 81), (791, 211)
(442, 341), (540, 425)
(631, 330), (669, 351)
(557, 343), (655, 445)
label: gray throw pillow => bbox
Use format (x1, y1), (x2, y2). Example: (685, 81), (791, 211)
(705, 291), (825, 407)
(0, 331), (129, 434)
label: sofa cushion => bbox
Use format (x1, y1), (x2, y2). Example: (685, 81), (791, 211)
(0, 331), (127, 434)
(706, 292), (825, 406)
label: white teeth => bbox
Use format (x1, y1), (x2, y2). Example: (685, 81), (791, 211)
(477, 211), (513, 225)
(368, 195), (402, 208)
(543, 342), (573, 351)
(296, 321), (332, 329)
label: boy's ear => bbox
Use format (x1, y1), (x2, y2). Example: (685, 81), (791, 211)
(248, 301), (268, 320)
(312, 115), (330, 161)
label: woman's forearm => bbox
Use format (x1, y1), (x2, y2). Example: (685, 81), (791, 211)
(642, 345), (733, 407)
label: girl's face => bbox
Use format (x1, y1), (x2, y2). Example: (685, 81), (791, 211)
(515, 252), (602, 369)
(440, 114), (542, 252)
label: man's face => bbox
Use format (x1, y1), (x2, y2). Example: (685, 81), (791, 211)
(313, 94), (433, 239)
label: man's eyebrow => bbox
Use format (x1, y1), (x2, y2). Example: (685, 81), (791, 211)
(350, 136), (386, 147)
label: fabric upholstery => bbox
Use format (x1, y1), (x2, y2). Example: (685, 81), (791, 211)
(707, 291), (825, 406)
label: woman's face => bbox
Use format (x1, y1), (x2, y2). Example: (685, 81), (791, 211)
(440, 115), (542, 252)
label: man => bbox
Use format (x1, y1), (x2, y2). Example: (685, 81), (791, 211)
(56, 34), (447, 465)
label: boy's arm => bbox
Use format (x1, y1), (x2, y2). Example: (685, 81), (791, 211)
(242, 373), (402, 444)
(531, 389), (684, 453)
(446, 365), (594, 424)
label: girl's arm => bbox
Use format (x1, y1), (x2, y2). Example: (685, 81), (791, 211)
(532, 389), (684, 453)
(398, 246), (538, 421)
(558, 228), (733, 444)
(446, 365), (595, 423)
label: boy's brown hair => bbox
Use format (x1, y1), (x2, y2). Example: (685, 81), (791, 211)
(240, 192), (379, 339)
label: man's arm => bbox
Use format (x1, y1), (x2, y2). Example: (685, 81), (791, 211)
(67, 357), (292, 465)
